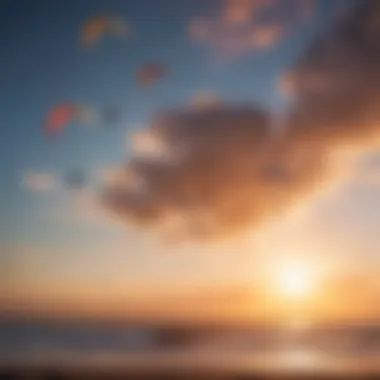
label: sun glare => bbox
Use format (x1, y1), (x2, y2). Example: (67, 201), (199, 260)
(274, 258), (317, 300)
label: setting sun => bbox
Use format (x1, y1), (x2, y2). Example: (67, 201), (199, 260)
(278, 262), (315, 298)
(273, 257), (318, 300)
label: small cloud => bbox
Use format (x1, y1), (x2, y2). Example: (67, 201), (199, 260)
(188, 0), (311, 58)
(130, 130), (170, 160)
(21, 171), (59, 192)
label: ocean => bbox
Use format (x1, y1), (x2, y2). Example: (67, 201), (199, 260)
(1, 319), (379, 375)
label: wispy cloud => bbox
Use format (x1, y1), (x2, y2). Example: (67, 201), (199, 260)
(188, 0), (315, 58)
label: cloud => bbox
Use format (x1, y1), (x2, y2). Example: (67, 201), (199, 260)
(188, 0), (314, 57)
(103, 1), (380, 243)
(21, 171), (59, 192)
(285, 0), (380, 146)
(130, 129), (172, 162)
(103, 104), (325, 242)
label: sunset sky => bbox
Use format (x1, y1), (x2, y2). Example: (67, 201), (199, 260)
(1, 0), (379, 324)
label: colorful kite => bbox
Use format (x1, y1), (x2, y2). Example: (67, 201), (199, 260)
(137, 62), (168, 87)
(44, 103), (78, 139)
(80, 15), (129, 48)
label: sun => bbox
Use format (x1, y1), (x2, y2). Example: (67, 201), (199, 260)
(279, 262), (314, 298)
(261, 253), (327, 325)
(274, 258), (317, 300)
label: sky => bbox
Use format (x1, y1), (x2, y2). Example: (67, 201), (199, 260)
(1, 0), (379, 324)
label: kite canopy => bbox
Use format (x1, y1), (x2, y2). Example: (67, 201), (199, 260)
(80, 15), (129, 48)
(44, 104), (77, 138)
(44, 103), (97, 139)
(137, 62), (168, 87)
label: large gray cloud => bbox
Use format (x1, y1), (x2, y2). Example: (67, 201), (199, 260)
(104, 0), (380, 243)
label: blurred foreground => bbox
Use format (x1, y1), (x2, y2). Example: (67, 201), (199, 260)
(1, 319), (379, 379)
